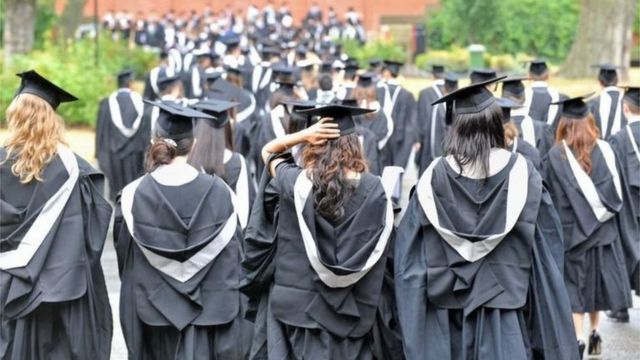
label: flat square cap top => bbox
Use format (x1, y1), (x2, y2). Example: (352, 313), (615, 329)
(146, 100), (213, 139)
(551, 93), (594, 119)
(15, 70), (78, 110)
(296, 104), (374, 136)
(432, 76), (506, 114)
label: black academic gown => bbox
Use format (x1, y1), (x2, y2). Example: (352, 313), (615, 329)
(511, 112), (554, 156)
(507, 137), (542, 172)
(0, 146), (113, 360)
(95, 88), (150, 201)
(242, 155), (403, 360)
(395, 151), (579, 360)
(417, 100), (448, 175)
(219, 150), (255, 231)
(608, 121), (640, 294)
(588, 87), (627, 139)
(379, 81), (417, 168)
(113, 164), (250, 360)
(355, 111), (393, 176)
(143, 65), (172, 101)
(526, 83), (567, 129)
(543, 142), (633, 312)
(416, 82), (445, 172)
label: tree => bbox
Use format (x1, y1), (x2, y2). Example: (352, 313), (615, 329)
(3, 0), (37, 67)
(60, 0), (88, 41)
(561, 0), (637, 79)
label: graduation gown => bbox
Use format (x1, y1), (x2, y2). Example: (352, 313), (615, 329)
(114, 163), (250, 360)
(355, 110), (394, 176)
(395, 150), (578, 360)
(588, 87), (627, 139)
(143, 65), (174, 101)
(242, 156), (403, 359)
(95, 88), (150, 200)
(0, 146), (113, 360)
(219, 149), (255, 230)
(379, 81), (417, 167)
(525, 82), (566, 129)
(510, 108), (554, 156)
(507, 137), (542, 171)
(416, 82), (445, 172)
(608, 121), (640, 294)
(543, 141), (632, 312)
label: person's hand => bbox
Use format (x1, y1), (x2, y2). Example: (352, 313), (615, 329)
(302, 118), (340, 145)
(414, 142), (421, 151)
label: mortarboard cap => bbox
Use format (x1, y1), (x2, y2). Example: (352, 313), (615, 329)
(469, 69), (498, 84)
(157, 70), (182, 89)
(496, 97), (523, 123)
(220, 33), (241, 48)
(432, 64), (445, 75)
(147, 100), (213, 139)
(297, 104), (374, 136)
(357, 72), (376, 88)
(191, 99), (239, 128)
(320, 61), (333, 73)
(551, 94), (594, 119)
(622, 85), (640, 107)
(368, 59), (382, 68)
(433, 76), (506, 124)
(527, 59), (548, 76)
(224, 64), (248, 75)
(117, 69), (134, 84)
(15, 70), (78, 110)
(500, 76), (528, 99)
(261, 46), (281, 59)
(203, 69), (223, 82)
(591, 64), (620, 83)
(444, 72), (459, 91)
(383, 60), (403, 75)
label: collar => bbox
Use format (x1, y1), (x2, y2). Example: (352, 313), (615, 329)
(628, 115), (640, 124)
(530, 81), (548, 88)
(444, 148), (512, 179)
(151, 163), (199, 186)
(603, 86), (622, 93)
(511, 107), (529, 117)
(434, 79), (444, 86)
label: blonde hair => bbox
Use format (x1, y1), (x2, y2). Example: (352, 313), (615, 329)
(4, 94), (66, 183)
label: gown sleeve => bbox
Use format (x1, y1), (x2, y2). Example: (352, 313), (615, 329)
(394, 195), (431, 359)
(526, 188), (580, 359)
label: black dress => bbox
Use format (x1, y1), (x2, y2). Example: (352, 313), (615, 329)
(607, 122), (640, 294)
(396, 150), (579, 360)
(242, 155), (403, 359)
(543, 141), (633, 313)
(95, 88), (150, 200)
(0, 146), (113, 360)
(113, 163), (251, 359)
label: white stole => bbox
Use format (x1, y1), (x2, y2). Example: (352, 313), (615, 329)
(108, 89), (144, 138)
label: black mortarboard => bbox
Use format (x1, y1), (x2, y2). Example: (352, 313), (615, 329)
(469, 69), (498, 84)
(591, 64), (620, 83)
(357, 72), (376, 88)
(273, 64), (295, 77)
(203, 70), (223, 83)
(147, 100), (213, 139)
(157, 70), (182, 90)
(15, 70), (78, 110)
(160, 50), (169, 59)
(622, 86), (640, 107)
(191, 99), (239, 128)
(320, 61), (333, 73)
(496, 97), (523, 122)
(500, 76), (527, 98)
(527, 59), (548, 76)
(444, 72), (459, 91)
(224, 64), (248, 75)
(432, 64), (445, 75)
(117, 69), (134, 84)
(220, 33), (241, 48)
(383, 60), (403, 76)
(295, 45), (307, 57)
(551, 94), (594, 119)
(368, 59), (382, 68)
(261, 46), (281, 59)
(338, 98), (359, 107)
(281, 99), (316, 122)
(297, 104), (374, 136)
(432, 76), (506, 124)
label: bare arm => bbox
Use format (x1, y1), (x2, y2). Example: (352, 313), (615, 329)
(262, 118), (340, 177)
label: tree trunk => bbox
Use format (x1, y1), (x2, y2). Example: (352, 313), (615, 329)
(561, 0), (635, 79)
(3, 0), (37, 68)
(60, 0), (88, 41)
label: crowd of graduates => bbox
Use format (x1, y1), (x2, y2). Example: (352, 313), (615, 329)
(1, 3), (639, 360)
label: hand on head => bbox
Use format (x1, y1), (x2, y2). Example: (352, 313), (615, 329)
(303, 117), (340, 145)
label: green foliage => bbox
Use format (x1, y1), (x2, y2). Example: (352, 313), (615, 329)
(427, 0), (580, 61)
(415, 46), (532, 72)
(1, 36), (157, 127)
(339, 39), (407, 67)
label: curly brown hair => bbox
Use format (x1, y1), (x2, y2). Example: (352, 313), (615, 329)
(301, 133), (368, 222)
(555, 114), (599, 174)
(3, 94), (66, 183)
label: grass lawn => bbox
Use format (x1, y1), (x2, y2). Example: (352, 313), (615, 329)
(1, 68), (637, 162)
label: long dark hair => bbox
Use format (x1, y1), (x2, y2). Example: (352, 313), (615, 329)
(443, 102), (506, 177)
(188, 121), (233, 177)
(146, 136), (194, 172)
(302, 134), (368, 222)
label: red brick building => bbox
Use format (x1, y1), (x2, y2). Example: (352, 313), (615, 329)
(55, 0), (438, 32)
